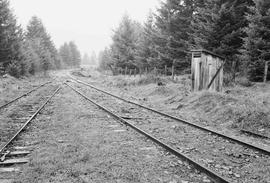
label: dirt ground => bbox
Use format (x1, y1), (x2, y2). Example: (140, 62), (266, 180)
(0, 73), (210, 183)
(0, 70), (269, 183)
(68, 69), (270, 183)
(10, 84), (209, 183)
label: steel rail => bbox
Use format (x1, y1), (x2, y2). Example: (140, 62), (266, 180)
(0, 85), (62, 155)
(0, 81), (51, 110)
(241, 129), (270, 139)
(69, 77), (270, 156)
(66, 83), (231, 183)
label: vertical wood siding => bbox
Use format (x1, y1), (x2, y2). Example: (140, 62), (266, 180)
(191, 50), (223, 92)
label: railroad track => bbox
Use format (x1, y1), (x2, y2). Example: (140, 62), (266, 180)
(0, 83), (61, 178)
(66, 83), (230, 183)
(69, 77), (270, 154)
(0, 81), (51, 110)
(67, 78), (270, 183)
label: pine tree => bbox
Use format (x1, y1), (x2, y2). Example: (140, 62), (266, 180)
(89, 51), (97, 66)
(82, 53), (91, 65)
(59, 41), (81, 68)
(26, 16), (58, 73)
(154, 0), (196, 72)
(22, 40), (41, 74)
(98, 47), (114, 71)
(244, 0), (270, 81)
(59, 43), (71, 68)
(110, 14), (142, 70)
(191, 0), (254, 74)
(135, 12), (158, 70)
(0, 0), (24, 76)
(69, 41), (81, 67)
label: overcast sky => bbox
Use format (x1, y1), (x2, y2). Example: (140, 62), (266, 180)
(10, 0), (161, 55)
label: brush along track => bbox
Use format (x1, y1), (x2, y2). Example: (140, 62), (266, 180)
(68, 80), (270, 183)
(0, 81), (51, 110)
(0, 84), (62, 159)
(66, 83), (231, 183)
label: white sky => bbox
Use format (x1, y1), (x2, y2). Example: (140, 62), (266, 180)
(10, 0), (161, 55)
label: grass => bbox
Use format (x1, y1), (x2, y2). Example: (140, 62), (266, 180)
(105, 74), (189, 88)
(73, 68), (270, 133)
(181, 88), (270, 131)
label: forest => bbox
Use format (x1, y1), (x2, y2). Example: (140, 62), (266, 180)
(0, 0), (81, 77)
(1, 0), (269, 82)
(98, 0), (270, 82)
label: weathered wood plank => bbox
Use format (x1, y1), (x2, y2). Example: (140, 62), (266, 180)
(8, 151), (30, 156)
(191, 49), (224, 92)
(0, 167), (20, 173)
(13, 146), (33, 151)
(0, 158), (29, 166)
(114, 129), (126, 132)
(191, 52), (195, 91)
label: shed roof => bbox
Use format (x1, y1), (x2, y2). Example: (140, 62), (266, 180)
(190, 49), (225, 60)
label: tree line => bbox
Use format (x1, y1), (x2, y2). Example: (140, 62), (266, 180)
(99, 0), (270, 82)
(0, 0), (81, 77)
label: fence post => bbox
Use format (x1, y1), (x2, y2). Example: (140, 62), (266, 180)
(165, 65), (167, 76)
(139, 68), (142, 77)
(125, 67), (127, 76)
(129, 69), (132, 77)
(264, 61), (269, 83)
(145, 67), (148, 75)
(172, 60), (175, 80)
(133, 69), (136, 77)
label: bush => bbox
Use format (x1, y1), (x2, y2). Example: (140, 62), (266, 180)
(7, 61), (21, 78)
(223, 74), (233, 87)
(236, 77), (254, 87)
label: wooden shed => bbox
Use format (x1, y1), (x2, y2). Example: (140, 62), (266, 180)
(191, 49), (224, 92)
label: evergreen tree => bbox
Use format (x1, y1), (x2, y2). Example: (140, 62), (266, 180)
(98, 47), (114, 71)
(110, 14), (142, 70)
(82, 53), (91, 65)
(191, 0), (254, 73)
(243, 0), (270, 81)
(59, 43), (71, 67)
(22, 40), (41, 74)
(26, 16), (58, 73)
(59, 41), (81, 67)
(89, 51), (97, 66)
(135, 12), (158, 70)
(0, 0), (24, 75)
(154, 0), (197, 71)
(69, 41), (81, 67)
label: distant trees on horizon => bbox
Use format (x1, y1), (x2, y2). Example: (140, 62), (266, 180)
(59, 41), (81, 68)
(81, 51), (97, 66)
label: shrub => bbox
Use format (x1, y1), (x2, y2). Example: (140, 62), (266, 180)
(236, 77), (254, 87)
(7, 61), (21, 78)
(223, 73), (233, 86)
